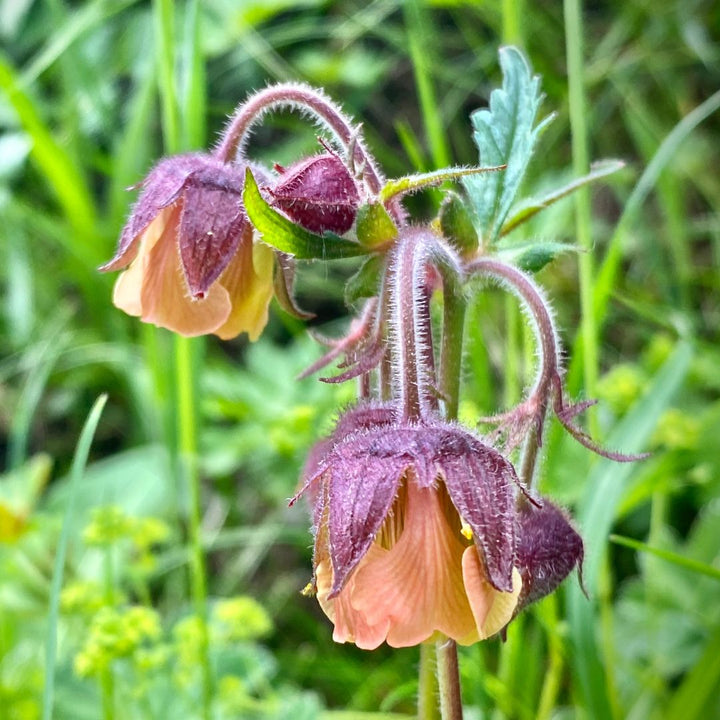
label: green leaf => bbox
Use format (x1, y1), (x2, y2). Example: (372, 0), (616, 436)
(43, 394), (108, 720)
(345, 253), (384, 304)
(243, 169), (368, 260)
(356, 202), (398, 248)
(500, 159), (626, 236)
(664, 624), (720, 720)
(380, 165), (504, 203)
(609, 534), (720, 582)
(438, 191), (478, 257)
(497, 240), (579, 272)
(462, 46), (552, 245)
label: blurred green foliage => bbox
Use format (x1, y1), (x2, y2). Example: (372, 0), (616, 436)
(1, 1), (719, 719)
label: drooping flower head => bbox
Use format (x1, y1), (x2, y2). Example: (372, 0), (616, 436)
(294, 403), (526, 650)
(100, 153), (274, 339)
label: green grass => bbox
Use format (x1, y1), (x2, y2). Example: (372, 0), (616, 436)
(1, 1), (718, 719)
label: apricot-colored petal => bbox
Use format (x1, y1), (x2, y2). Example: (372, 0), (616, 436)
(347, 482), (477, 648)
(139, 205), (232, 336)
(316, 553), (391, 650)
(462, 548), (521, 639)
(112, 209), (172, 316)
(214, 236), (274, 341)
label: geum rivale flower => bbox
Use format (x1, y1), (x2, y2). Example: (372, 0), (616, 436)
(100, 153), (274, 339)
(293, 403), (526, 650)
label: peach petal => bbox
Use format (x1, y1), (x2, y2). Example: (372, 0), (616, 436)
(112, 210), (171, 317)
(139, 205), (232, 336)
(214, 236), (275, 341)
(462, 548), (521, 639)
(316, 554), (391, 650)
(348, 483), (478, 648)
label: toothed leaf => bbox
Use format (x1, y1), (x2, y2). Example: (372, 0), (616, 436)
(462, 46), (552, 245)
(380, 165), (504, 203)
(498, 240), (579, 272)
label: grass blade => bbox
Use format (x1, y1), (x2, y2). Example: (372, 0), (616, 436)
(566, 340), (693, 719)
(608, 535), (720, 582)
(42, 394), (108, 720)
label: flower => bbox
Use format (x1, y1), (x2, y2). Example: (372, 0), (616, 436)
(294, 404), (524, 650)
(100, 153), (274, 339)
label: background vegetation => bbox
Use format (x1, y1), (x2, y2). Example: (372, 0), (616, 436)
(1, 1), (719, 718)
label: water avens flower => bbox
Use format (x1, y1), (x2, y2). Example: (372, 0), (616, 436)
(294, 404), (524, 650)
(100, 153), (274, 339)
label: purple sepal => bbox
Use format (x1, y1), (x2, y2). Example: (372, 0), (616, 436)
(515, 500), (584, 609)
(429, 427), (519, 593)
(100, 154), (207, 272)
(298, 407), (521, 597)
(101, 154), (254, 298)
(176, 160), (248, 297)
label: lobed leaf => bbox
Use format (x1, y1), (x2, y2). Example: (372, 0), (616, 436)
(462, 46), (552, 245)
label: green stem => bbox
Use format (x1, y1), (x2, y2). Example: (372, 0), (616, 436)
(535, 595), (563, 720)
(564, 0), (599, 437)
(100, 667), (115, 720)
(437, 639), (463, 720)
(439, 276), (466, 421)
(418, 644), (440, 720)
(175, 334), (212, 718)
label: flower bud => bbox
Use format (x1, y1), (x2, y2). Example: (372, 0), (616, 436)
(515, 500), (584, 611)
(268, 152), (359, 235)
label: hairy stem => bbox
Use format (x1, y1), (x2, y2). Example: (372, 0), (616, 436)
(418, 644), (440, 720)
(468, 258), (560, 488)
(215, 82), (386, 197)
(391, 231), (425, 421)
(439, 270), (466, 421)
(437, 638), (463, 720)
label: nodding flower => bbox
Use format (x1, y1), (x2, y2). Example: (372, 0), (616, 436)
(100, 153), (274, 340)
(293, 403), (526, 650)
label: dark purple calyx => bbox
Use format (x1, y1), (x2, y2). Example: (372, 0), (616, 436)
(101, 153), (255, 299)
(293, 411), (522, 598)
(100, 154), (203, 272)
(514, 500), (584, 611)
(267, 151), (359, 235)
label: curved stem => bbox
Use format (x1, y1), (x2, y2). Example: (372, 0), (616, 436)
(468, 258), (560, 488)
(439, 270), (466, 421)
(214, 82), (386, 197)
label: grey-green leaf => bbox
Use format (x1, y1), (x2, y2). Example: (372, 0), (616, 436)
(243, 169), (368, 260)
(462, 46), (552, 245)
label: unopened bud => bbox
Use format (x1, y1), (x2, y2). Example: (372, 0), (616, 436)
(268, 152), (359, 235)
